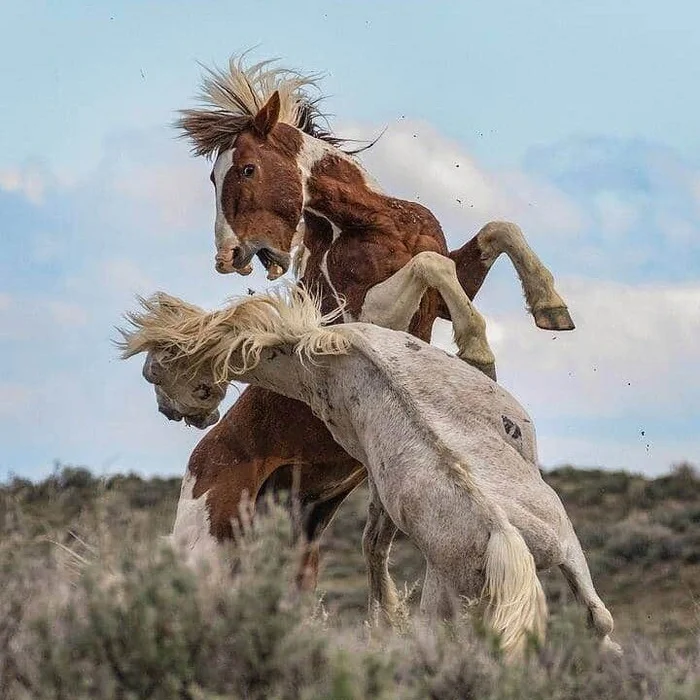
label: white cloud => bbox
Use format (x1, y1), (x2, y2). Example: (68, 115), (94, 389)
(522, 135), (700, 278)
(100, 258), (157, 298)
(45, 301), (89, 327)
(2, 125), (699, 479)
(432, 276), (700, 472)
(0, 383), (33, 415)
(110, 160), (211, 233)
(344, 120), (585, 247)
(497, 278), (700, 416)
(594, 191), (638, 236)
(0, 164), (47, 204)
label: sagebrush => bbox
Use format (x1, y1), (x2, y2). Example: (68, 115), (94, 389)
(0, 465), (699, 699)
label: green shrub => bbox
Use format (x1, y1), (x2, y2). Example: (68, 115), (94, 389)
(0, 502), (696, 699)
(1, 465), (700, 698)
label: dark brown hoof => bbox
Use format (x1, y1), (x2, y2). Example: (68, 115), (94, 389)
(534, 306), (575, 331)
(474, 361), (497, 383)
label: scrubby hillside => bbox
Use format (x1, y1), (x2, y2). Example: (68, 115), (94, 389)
(0, 463), (698, 699)
(321, 462), (700, 649)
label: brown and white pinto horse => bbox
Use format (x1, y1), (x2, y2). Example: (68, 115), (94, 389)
(171, 57), (575, 588)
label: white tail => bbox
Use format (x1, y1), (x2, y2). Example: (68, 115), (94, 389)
(482, 521), (548, 661)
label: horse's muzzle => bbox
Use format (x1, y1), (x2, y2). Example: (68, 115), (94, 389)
(215, 242), (290, 280)
(158, 403), (183, 422)
(184, 409), (221, 430)
(215, 245), (254, 275)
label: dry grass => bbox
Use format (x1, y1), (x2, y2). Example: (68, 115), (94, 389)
(0, 464), (699, 699)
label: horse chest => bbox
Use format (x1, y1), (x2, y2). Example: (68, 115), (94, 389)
(322, 238), (412, 314)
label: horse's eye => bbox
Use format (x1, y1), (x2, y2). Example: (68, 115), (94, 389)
(242, 164), (256, 178)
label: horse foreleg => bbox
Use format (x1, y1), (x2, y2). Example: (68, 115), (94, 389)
(361, 251), (496, 380)
(363, 479), (402, 627)
(559, 533), (622, 656)
(449, 221), (575, 331)
(170, 467), (237, 563)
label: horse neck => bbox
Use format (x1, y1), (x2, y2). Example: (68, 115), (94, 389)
(235, 345), (324, 405)
(297, 134), (383, 233)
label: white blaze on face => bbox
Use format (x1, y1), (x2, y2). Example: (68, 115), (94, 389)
(212, 148), (239, 251)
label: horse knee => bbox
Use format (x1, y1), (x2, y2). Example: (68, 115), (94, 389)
(411, 250), (454, 285)
(477, 221), (521, 263)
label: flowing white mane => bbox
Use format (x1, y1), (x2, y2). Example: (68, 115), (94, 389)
(176, 55), (341, 157)
(118, 286), (350, 382)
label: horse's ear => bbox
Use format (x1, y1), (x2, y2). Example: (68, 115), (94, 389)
(253, 91), (281, 138)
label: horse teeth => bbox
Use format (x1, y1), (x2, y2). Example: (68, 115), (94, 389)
(267, 264), (284, 280)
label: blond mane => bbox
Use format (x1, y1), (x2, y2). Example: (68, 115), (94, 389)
(118, 285), (351, 382)
(176, 54), (344, 157)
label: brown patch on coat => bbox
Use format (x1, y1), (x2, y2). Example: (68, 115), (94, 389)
(304, 153), (447, 336)
(187, 385), (362, 541)
(219, 124), (305, 260)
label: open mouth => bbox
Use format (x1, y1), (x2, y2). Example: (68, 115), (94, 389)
(184, 409), (220, 429)
(257, 248), (290, 280)
(158, 404), (219, 430)
(217, 244), (291, 280)
(158, 404), (184, 423)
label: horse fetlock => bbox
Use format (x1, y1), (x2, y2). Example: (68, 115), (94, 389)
(455, 330), (494, 366)
(457, 341), (497, 381)
(589, 604), (614, 638)
(380, 582), (410, 631)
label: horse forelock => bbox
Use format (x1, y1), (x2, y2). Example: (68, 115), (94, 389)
(118, 286), (351, 382)
(175, 55), (344, 158)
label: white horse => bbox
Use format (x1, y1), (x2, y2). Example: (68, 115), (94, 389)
(120, 287), (620, 660)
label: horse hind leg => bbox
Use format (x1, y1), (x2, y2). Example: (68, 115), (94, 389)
(419, 564), (461, 621)
(363, 480), (403, 627)
(559, 537), (622, 656)
(476, 221), (575, 331)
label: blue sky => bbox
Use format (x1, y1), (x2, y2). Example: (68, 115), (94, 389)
(1, 1), (699, 480)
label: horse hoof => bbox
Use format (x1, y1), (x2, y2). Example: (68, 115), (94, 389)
(534, 306), (575, 331)
(600, 636), (623, 658)
(472, 361), (497, 382)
